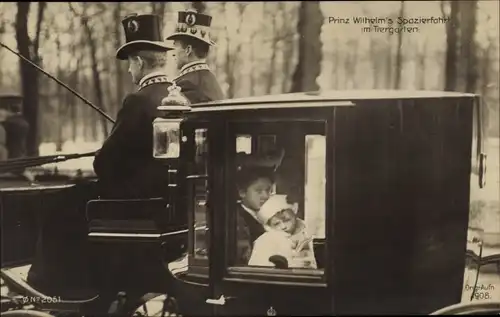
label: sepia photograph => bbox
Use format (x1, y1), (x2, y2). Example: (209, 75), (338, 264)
(0, 1), (499, 316)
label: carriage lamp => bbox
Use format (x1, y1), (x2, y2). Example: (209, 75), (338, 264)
(153, 83), (191, 159)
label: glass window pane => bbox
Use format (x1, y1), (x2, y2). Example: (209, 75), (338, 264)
(257, 135), (276, 154)
(193, 129), (209, 259)
(231, 124), (326, 273)
(236, 135), (252, 154)
(304, 135), (326, 239)
(153, 119), (181, 158)
(194, 178), (209, 259)
(195, 129), (208, 175)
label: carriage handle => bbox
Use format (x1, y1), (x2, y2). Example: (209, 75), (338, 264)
(205, 294), (235, 305)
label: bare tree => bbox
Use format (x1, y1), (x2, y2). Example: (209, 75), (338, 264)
(69, 2), (109, 139)
(290, 1), (323, 93)
(114, 2), (124, 117)
(394, 1), (405, 89)
(190, 1), (207, 13)
(417, 39), (428, 90)
(344, 39), (359, 89)
(15, 2), (47, 156)
(383, 13), (399, 89)
(265, 2), (279, 94)
(460, 0), (478, 93)
(479, 13), (496, 106)
(248, 30), (257, 96)
(441, 0), (459, 91)
(331, 38), (340, 89)
(0, 16), (5, 86)
(385, 33), (393, 88)
(151, 2), (167, 28)
(369, 35), (382, 89)
(224, 3), (248, 98)
(55, 33), (64, 151)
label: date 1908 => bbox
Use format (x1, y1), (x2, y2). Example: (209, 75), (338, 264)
(464, 284), (495, 300)
(21, 296), (62, 305)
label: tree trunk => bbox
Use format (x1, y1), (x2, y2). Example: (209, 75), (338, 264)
(480, 45), (491, 127)
(442, 0), (459, 91)
(224, 32), (235, 98)
(249, 33), (256, 96)
(222, 3), (233, 98)
(346, 40), (359, 89)
(370, 37), (380, 89)
(223, 3), (246, 98)
(265, 3), (278, 95)
(460, 0), (478, 93)
(55, 34), (63, 151)
(333, 38), (339, 89)
(417, 40), (428, 90)
(281, 37), (293, 93)
(78, 3), (109, 139)
(15, 2), (46, 156)
(151, 2), (167, 29)
(290, 1), (323, 93)
(114, 2), (124, 117)
(385, 32), (393, 89)
(0, 20), (5, 86)
(394, 1), (405, 89)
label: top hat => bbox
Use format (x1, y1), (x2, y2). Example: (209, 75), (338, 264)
(165, 9), (215, 46)
(116, 14), (174, 60)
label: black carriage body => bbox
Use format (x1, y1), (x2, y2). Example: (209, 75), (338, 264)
(170, 90), (479, 316)
(0, 184), (75, 267)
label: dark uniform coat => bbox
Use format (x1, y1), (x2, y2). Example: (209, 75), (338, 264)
(174, 61), (224, 104)
(93, 73), (172, 199)
(28, 14), (178, 300)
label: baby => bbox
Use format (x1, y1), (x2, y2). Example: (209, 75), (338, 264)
(248, 195), (317, 269)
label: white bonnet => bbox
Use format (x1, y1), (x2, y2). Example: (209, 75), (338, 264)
(257, 194), (294, 224)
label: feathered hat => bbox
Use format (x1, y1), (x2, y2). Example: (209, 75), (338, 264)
(116, 13), (174, 60)
(165, 3), (215, 46)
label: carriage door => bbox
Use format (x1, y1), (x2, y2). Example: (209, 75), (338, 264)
(208, 119), (332, 316)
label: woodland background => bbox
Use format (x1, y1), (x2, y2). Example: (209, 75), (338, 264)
(0, 1), (499, 250)
(0, 1), (498, 152)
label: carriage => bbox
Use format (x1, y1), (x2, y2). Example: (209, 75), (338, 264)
(1, 89), (499, 316)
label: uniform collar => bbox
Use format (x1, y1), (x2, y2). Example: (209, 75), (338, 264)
(138, 71), (171, 91)
(175, 60), (210, 80)
(179, 60), (207, 73)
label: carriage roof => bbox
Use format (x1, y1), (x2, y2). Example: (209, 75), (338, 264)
(190, 89), (477, 111)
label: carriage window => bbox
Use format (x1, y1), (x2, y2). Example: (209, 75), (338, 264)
(257, 135), (277, 154)
(230, 122), (326, 276)
(192, 129), (209, 259)
(305, 135), (326, 239)
(236, 135), (252, 154)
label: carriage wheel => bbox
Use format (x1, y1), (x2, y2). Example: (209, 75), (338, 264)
(132, 294), (181, 317)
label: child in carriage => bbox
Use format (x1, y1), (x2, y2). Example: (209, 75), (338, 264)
(248, 194), (318, 269)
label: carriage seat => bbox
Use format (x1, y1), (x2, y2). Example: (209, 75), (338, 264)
(85, 197), (188, 262)
(86, 197), (187, 243)
(85, 197), (187, 296)
(1, 268), (98, 311)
